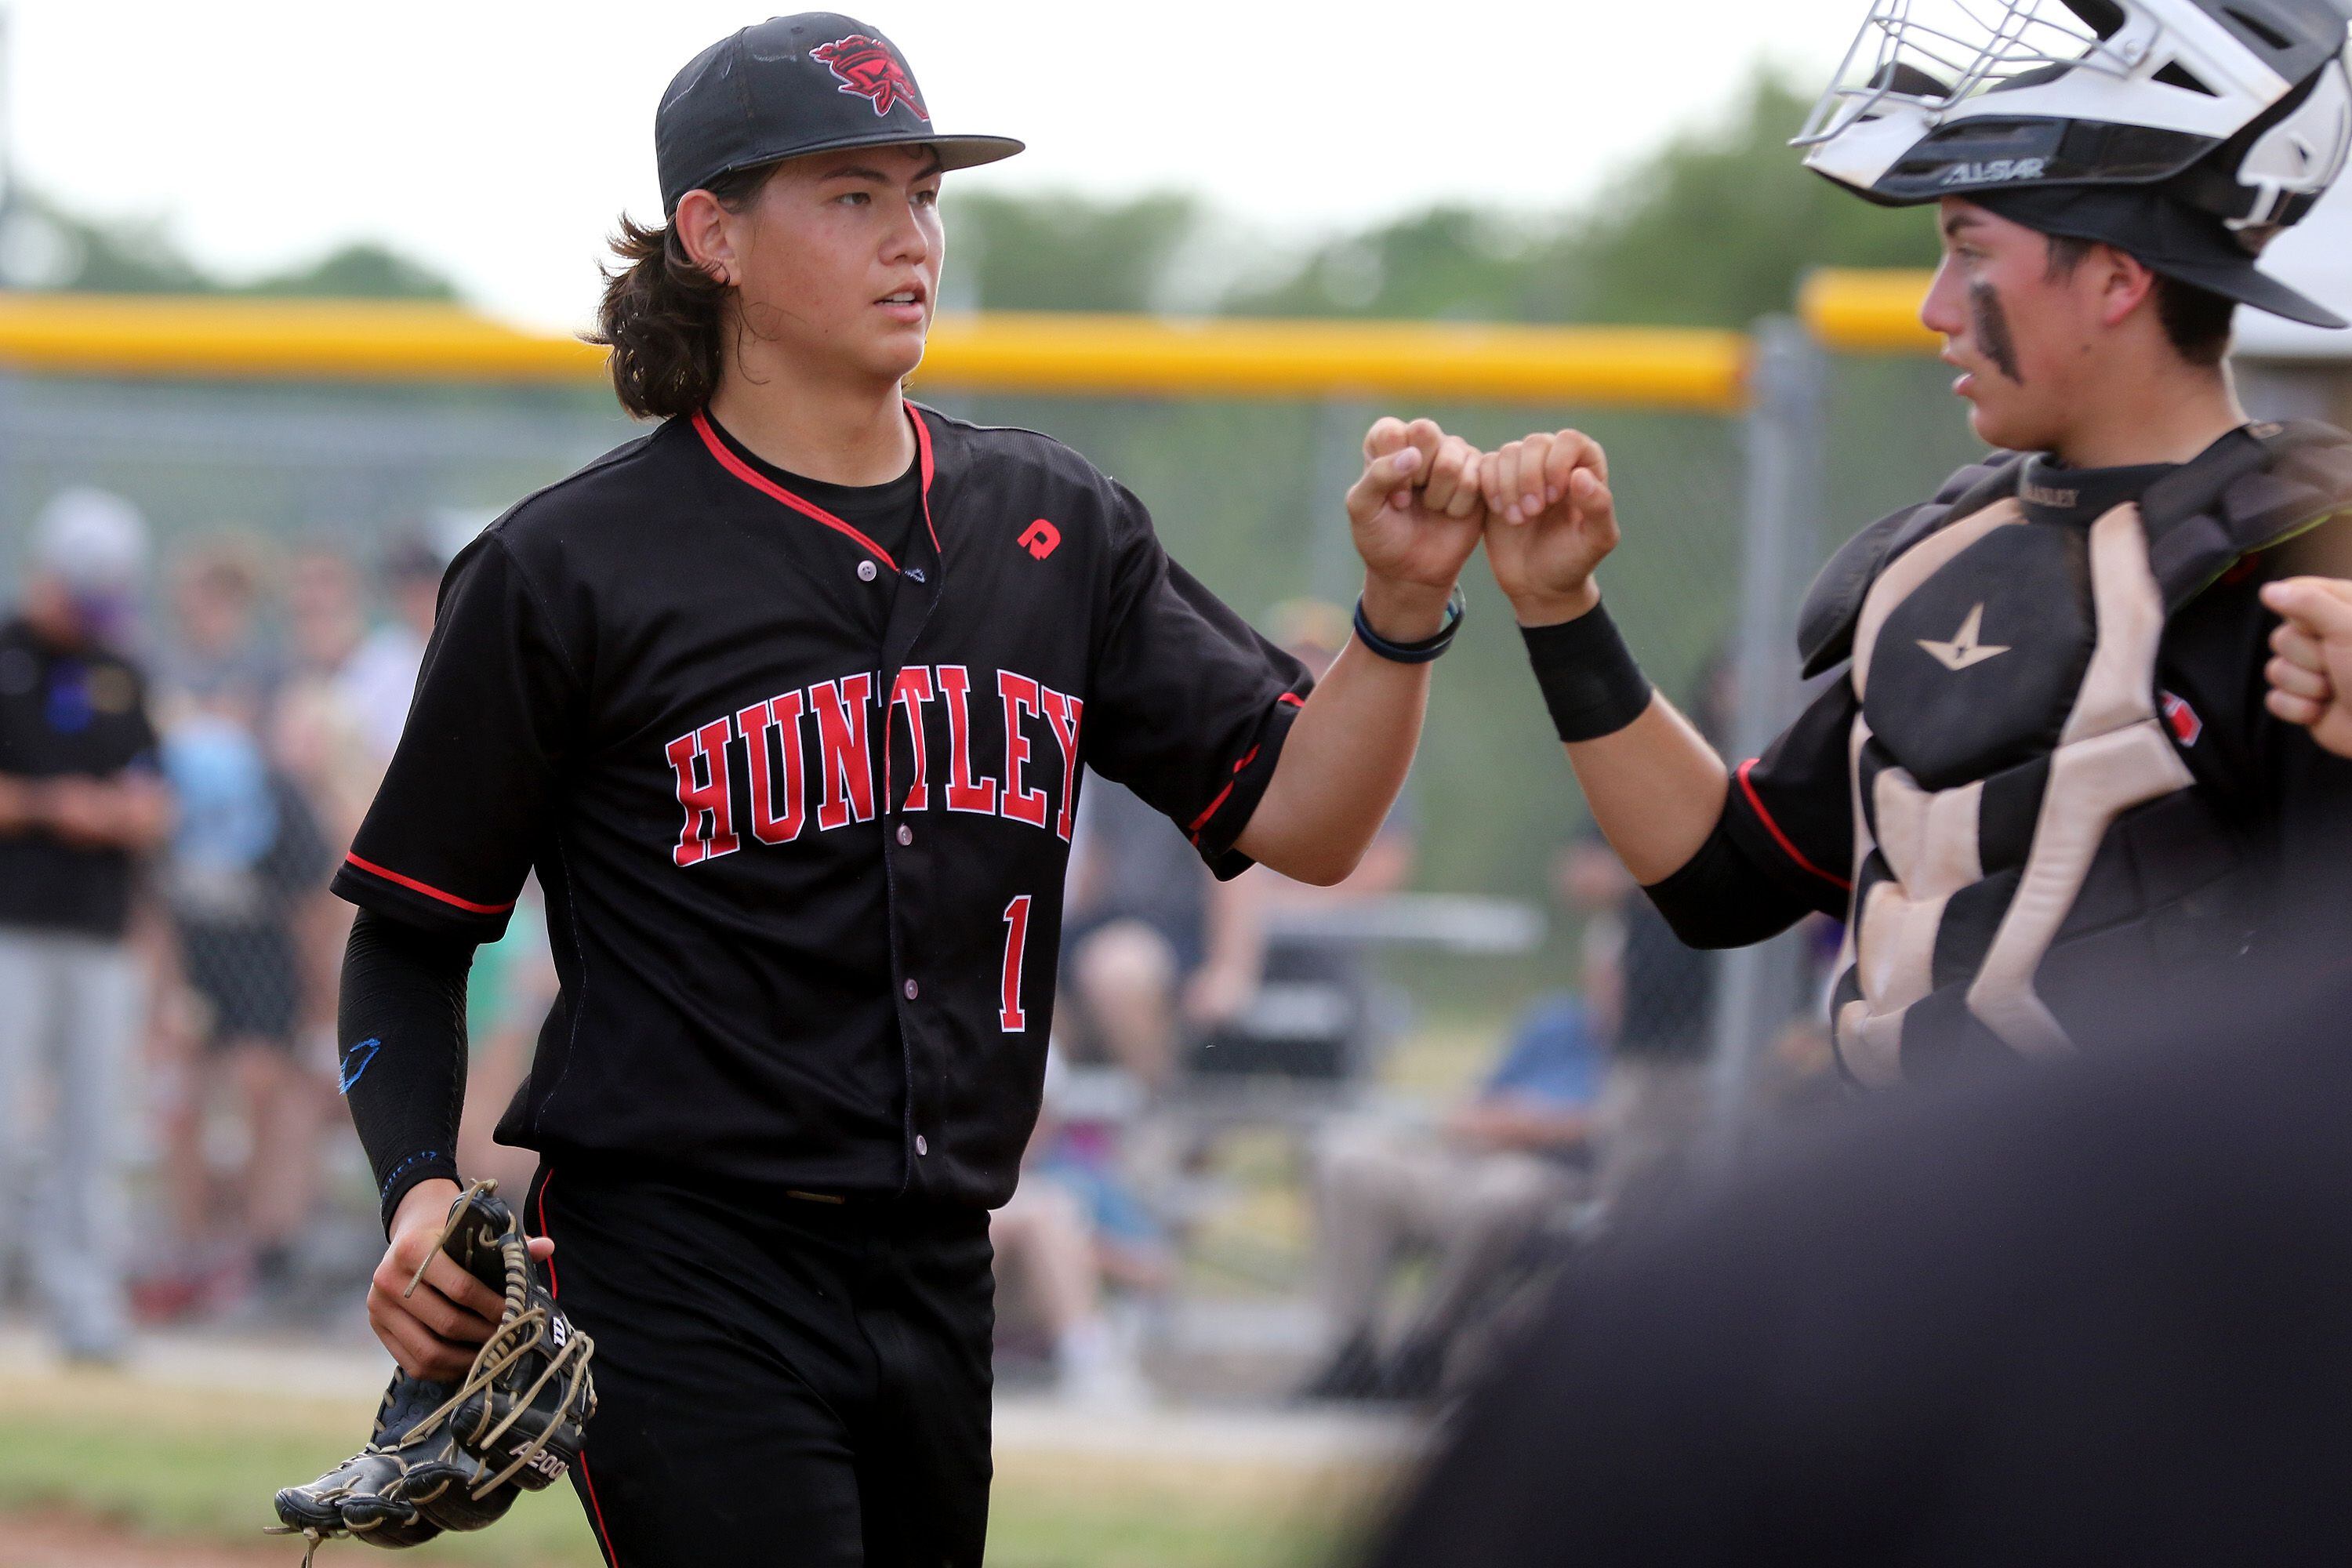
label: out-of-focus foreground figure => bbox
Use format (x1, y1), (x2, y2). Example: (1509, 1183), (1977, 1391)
(1363, 943), (2352, 1566)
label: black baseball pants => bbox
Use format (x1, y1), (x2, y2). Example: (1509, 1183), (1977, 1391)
(525, 1162), (995, 1567)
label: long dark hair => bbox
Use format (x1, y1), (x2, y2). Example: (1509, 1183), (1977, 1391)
(590, 162), (775, 420)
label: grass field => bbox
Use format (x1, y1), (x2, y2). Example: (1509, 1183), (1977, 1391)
(0, 1365), (1384, 1567)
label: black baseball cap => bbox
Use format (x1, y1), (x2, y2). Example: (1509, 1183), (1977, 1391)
(656, 13), (1023, 216)
(1973, 183), (2346, 330)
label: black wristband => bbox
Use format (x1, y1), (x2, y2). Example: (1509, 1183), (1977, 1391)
(1354, 586), (1465, 664)
(1521, 600), (1653, 742)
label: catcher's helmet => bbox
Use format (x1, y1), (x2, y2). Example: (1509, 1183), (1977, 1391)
(1798, 0), (2352, 321)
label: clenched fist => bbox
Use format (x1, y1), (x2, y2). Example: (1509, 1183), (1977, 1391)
(2262, 576), (2352, 760)
(1476, 429), (1619, 626)
(1345, 417), (1486, 642)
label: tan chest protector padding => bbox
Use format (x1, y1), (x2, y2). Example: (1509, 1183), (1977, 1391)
(1831, 499), (2195, 1086)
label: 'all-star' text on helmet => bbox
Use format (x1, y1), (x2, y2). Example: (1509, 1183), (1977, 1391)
(1796, 0), (2352, 245)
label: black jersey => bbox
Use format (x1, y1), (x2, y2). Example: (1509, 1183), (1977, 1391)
(1662, 425), (2352, 1075)
(332, 405), (1309, 1208)
(0, 617), (159, 938)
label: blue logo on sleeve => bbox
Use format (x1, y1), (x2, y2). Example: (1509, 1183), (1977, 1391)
(337, 1038), (382, 1094)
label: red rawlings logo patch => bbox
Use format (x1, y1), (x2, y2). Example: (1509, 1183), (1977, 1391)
(811, 34), (928, 121)
(2161, 690), (2203, 748)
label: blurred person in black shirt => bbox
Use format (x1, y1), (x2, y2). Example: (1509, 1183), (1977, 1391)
(1557, 651), (1731, 1210)
(1363, 928), (2352, 1567)
(154, 542), (335, 1310)
(0, 489), (172, 1361)
(1060, 603), (1417, 1092)
(1058, 773), (1215, 1094)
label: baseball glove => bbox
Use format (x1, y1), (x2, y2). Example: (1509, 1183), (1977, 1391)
(269, 1180), (596, 1565)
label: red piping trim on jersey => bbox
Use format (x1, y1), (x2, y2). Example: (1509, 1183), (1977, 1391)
(1735, 758), (1851, 893)
(906, 403), (944, 556)
(535, 1171), (622, 1568)
(342, 853), (516, 915)
(1186, 695), (1300, 840)
(1278, 692), (1305, 709)
(691, 409), (901, 572)
(1187, 779), (1238, 840)
(533, 1169), (560, 1297)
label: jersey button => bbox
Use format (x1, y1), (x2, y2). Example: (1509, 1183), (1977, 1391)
(904, 978), (920, 1001)
(897, 824), (913, 847)
(857, 560), (879, 583)
(914, 1134), (929, 1156)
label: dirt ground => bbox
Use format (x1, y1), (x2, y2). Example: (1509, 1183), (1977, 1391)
(1, 1508), (307, 1568)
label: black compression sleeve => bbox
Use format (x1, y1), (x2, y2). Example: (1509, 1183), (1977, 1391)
(1641, 811), (1818, 950)
(338, 908), (475, 1235)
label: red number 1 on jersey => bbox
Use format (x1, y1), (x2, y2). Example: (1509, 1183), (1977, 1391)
(1000, 895), (1032, 1033)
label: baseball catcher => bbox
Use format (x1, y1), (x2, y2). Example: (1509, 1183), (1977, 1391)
(269, 1181), (594, 1564)
(1475, 0), (2352, 1082)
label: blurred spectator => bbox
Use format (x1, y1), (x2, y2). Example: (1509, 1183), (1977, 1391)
(456, 880), (560, 1196)
(158, 539), (279, 726)
(1198, 601), (1417, 1072)
(1560, 652), (1733, 1210)
(0, 489), (172, 1361)
(1059, 600), (1417, 1091)
(991, 1055), (1169, 1407)
(1563, 840), (1715, 1209)
(337, 533), (443, 766)
(1300, 992), (1603, 1403)
(273, 546), (383, 1156)
(154, 539), (335, 1309)
(1058, 774), (1213, 1093)
(277, 547), (378, 845)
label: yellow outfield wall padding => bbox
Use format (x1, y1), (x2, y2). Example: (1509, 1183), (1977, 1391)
(915, 313), (1751, 410)
(0, 294), (610, 383)
(0, 293), (1754, 412)
(1801, 269), (1941, 355)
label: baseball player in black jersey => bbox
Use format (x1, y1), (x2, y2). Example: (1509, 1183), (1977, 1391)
(329, 14), (1490, 1566)
(1470, 0), (2352, 1082)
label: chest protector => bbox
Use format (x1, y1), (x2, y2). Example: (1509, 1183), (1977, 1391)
(1795, 421), (2352, 1083)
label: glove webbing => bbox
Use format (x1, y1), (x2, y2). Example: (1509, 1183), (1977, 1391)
(270, 1180), (596, 1564)
(394, 1180), (597, 1499)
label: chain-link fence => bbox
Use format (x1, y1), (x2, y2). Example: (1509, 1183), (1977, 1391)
(0, 325), (1984, 1389)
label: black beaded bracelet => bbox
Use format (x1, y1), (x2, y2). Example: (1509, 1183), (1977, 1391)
(1353, 586), (1466, 665)
(1521, 600), (1653, 742)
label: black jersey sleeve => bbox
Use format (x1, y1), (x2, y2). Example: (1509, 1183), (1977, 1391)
(1707, 675), (1860, 923)
(331, 533), (581, 941)
(1083, 483), (1313, 877)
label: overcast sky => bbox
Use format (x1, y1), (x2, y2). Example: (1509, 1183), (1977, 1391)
(7, 1), (1878, 330)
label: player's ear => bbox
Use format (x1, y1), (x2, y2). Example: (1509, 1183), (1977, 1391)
(2097, 246), (2158, 331)
(673, 188), (738, 287)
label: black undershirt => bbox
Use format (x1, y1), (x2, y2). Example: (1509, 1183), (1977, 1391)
(702, 415), (924, 586)
(2013, 452), (2179, 527)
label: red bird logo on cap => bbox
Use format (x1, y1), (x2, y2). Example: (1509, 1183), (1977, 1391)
(811, 34), (929, 121)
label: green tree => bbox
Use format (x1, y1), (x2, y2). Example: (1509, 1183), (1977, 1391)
(942, 190), (1200, 312)
(1226, 205), (1555, 321)
(1559, 73), (1939, 326)
(0, 194), (461, 299)
(1224, 71), (1938, 327)
(247, 241), (459, 300)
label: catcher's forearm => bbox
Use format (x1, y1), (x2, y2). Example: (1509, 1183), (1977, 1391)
(340, 908), (478, 1234)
